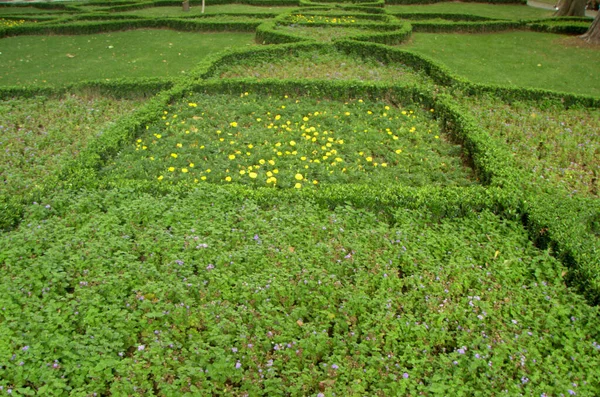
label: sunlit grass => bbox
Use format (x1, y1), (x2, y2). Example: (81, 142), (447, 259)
(0, 30), (256, 86)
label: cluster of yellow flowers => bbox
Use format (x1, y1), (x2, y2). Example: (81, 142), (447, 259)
(289, 14), (357, 24)
(0, 18), (26, 28)
(133, 94), (440, 188)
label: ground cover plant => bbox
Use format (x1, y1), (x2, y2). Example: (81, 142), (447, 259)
(100, 93), (474, 188)
(0, 30), (256, 86)
(459, 95), (600, 197)
(0, 94), (145, 197)
(405, 31), (600, 96)
(1, 188), (600, 396)
(273, 24), (384, 41)
(1, 0), (600, 395)
(212, 48), (433, 83)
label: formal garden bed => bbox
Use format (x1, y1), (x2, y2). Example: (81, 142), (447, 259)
(1, 0), (599, 395)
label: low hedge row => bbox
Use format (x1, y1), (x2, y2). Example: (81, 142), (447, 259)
(523, 191), (600, 305)
(391, 12), (497, 21)
(411, 19), (522, 32)
(528, 21), (591, 34)
(385, 0), (526, 4)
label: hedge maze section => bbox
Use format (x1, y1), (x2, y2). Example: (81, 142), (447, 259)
(1, 1), (600, 396)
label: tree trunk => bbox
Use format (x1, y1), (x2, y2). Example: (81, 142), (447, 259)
(554, 0), (586, 16)
(581, 12), (600, 44)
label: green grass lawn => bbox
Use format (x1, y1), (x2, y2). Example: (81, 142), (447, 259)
(0, 6), (68, 15)
(386, 3), (553, 19)
(404, 31), (600, 97)
(116, 4), (297, 17)
(0, 30), (256, 86)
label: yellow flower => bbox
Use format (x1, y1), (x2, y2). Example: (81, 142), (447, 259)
(171, 153), (178, 158)
(267, 171), (273, 177)
(229, 154), (236, 160)
(301, 156), (307, 161)
(230, 122), (238, 127)
(295, 173), (304, 181)
(189, 163), (194, 168)
(273, 169), (279, 174)
(381, 163), (388, 167)
(290, 141), (296, 146)
(168, 167), (175, 172)
(344, 112), (350, 116)
(240, 170), (246, 175)
(201, 176), (207, 181)
(181, 168), (188, 173)
(249, 172), (258, 179)
(150, 156), (155, 161)
(395, 149), (402, 154)
(137, 139), (142, 143)
(366, 156), (373, 162)
(313, 180), (318, 185)
(268, 160), (275, 165)
(303, 117), (309, 122)
(206, 169), (211, 173)
(275, 115), (281, 120)
(176, 143), (183, 148)
(155, 134), (162, 139)
(225, 176), (232, 182)
(294, 183), (302, 189)
(157, 175), (164, 181)
(248, 144), (254, 149)
(259, 159), (266, 165)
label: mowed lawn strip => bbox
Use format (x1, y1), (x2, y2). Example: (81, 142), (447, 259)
(0, 30), (256, 86)
(386, 3), (553, 20)
(404, 31), (600, 97)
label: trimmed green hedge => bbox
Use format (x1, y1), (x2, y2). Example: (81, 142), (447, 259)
(411, 20), (522, 33)
(385, 0), (526, 4)
(391, 12), (497, 21)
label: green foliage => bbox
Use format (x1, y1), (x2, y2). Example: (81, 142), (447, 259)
(2, 0), (600, 393)
(1, 188), (599, 395)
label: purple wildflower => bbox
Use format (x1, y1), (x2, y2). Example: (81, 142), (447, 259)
(403, 373), (409, 379)
(331, 364), (339, 370)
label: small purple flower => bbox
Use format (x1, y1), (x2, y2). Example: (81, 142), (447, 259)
(475, 354), (481, 359)
(196, 243), (208, 249)
(331, 364), (339, 370)
(232, 347), (238, 353)
(138, 345), (145, 351)
(253, 234), (260, 241)
(235, 361), (242, 369)
(175, 259), (184, 265)
(403, 372), (409, 379)
(22, 346), (29, 351)
(45, 204), (51, 209)
(317, 394), (325, 397)
(568, 390), (576, 396)
(457, 348), (465, 354)
(206, 264), (215, 270)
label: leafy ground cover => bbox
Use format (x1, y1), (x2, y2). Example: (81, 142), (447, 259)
(459, 95), (600, 197)
(386, 3), (553, 19)
(405, 31), (600, 96)
(213, 48), (432, 84)
(0, 30), (256, 86)
(100, 93), (474, 189)
(0, 94), (145, 197)
(1, 188), (599, 396)
(273, 24), (381, 42)
(117, 5), (297, 17)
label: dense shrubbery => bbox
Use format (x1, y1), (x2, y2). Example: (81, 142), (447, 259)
(1, 0), (600, 394)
